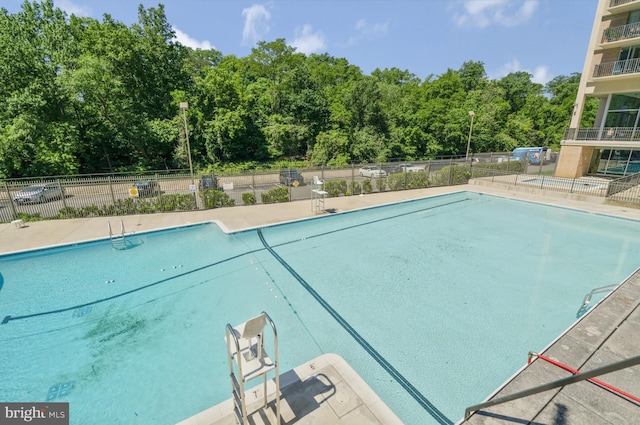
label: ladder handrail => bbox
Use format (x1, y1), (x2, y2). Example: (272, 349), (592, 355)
(464, 354), (640, 419)
(528, 352), (640, 405)
(577, 283), (618, 316)
(108, 220), (127, 248)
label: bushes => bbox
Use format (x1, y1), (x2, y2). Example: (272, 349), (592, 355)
(242, 192), (256, 205)
(373, 177), (386, 192)
(155, 194), (198, 211)
(14, 212), (43, 222)
(261, 186), (289, 203)
(386, 171), (430, 190)
(324, 180), (347, 197)
(430, 165), (470, 186)
(55, 194), (203, 219)
(362, 179), (372, 193)
(348, 180), (362, 195)
(199, 190), (235, 209)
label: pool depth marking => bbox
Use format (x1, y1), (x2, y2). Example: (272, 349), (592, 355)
(257, 229), (453, 425)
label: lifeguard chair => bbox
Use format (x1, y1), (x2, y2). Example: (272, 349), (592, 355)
(311, 176), (327, 213)
(225, 312), (280, 425)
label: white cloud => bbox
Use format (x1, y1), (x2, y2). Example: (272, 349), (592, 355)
(530, 66), (551, 84)
(454, 0), (538, 28)
(291, 24), (326, 54)
(55, 0), (91, 17)
(173, 26), (215, 50)
(242, 4), (271, 46)
(493, 58), (553, 84)
(346, 18), (388, 46)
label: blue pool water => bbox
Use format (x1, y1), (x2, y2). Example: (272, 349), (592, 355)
(1, 191), (640, 424)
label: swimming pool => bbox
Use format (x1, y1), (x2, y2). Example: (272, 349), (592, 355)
(1, 191), (639, 424)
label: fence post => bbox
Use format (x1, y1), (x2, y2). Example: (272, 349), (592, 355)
(4, 182), (18, 221)
(108, 176), (116, 205)
(570, 178), (576, 193)
(252, 171), (256, 201)
(57, 179), (68, 210)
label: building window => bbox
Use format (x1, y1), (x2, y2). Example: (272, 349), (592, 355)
(605, 93), (640, 127)
(593, 148), (640, 176)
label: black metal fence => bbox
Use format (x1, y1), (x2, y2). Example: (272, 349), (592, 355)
(5, 154), (637, 224)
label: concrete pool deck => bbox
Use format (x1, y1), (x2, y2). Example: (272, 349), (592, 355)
(1, 183), (640, 424)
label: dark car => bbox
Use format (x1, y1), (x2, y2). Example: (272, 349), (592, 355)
(279, 169), (304, 186)
(131, 180), (161, 197)
(198, 176), (218, 190)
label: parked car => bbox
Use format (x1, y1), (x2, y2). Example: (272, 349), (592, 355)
(13, 183), (65, 204)
(359, 166), (388, 178)
(198, 176), (218, 190)
(130, 180), (161, 197)
(279, 169), (304, 186)
(387, 163), (423, 174)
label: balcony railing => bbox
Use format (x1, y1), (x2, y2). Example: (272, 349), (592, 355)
(563, 127), (640, 141)
(593, 58), (640, 77)
(602, 22), (640, 43)
(610, 0), (637, 7)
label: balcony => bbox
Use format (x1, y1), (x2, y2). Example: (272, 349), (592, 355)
(593, 57), (640, 77)
(610, 0), (637, 8)
(608, 0), (640, 15)
(602, 22), (640, 43)
(564, 127), (640, 142)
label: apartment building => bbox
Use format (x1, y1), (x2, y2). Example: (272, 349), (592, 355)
(557, 0), (640, 178)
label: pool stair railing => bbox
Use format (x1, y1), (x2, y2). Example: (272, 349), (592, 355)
(225, 311), (280, 425)
(464, 353), (640, 420)
(108, 220), (128, 249)
(576, 283), (619, 317)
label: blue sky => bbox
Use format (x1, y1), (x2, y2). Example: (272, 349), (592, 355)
(3, 0), (598, 85)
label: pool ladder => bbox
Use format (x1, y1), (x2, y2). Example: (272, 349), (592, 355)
(576, 283), (618, 317)
(108, 220), (127, 249)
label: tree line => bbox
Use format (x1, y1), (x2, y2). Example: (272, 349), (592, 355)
(0, 1), (597, 179)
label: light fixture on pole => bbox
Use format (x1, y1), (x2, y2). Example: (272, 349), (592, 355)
(466, 110), (475, 162)
(179, 102), (194, 181)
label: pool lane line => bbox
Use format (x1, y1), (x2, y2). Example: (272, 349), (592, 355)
(1, 249), (263, 325)
(257, 229), (453, 425)
(2, 197), (472, 326)
(268, 197), (472, 248)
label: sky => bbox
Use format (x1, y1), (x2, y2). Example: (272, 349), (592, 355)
(2, 0), (598, 85)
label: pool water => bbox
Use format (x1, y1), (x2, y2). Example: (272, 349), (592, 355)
(1, 191), (639, 425)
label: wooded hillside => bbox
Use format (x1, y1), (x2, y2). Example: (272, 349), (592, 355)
(0, 1), (596, 178)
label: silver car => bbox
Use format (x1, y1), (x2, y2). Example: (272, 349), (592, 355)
(13, 183), (65, 204)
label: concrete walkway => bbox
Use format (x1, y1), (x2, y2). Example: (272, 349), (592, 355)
(3, 184), (640, 255)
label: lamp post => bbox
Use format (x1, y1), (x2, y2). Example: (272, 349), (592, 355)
(179, 102), (194, 180)
(466, 110), (475, 162)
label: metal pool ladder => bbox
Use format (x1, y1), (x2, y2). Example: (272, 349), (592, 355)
(225, 311), (280, 425)
(108, 220), (127, 249)
(576, 283), (618, 317)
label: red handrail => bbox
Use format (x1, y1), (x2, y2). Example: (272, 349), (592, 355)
(528, 352), (640, 405)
